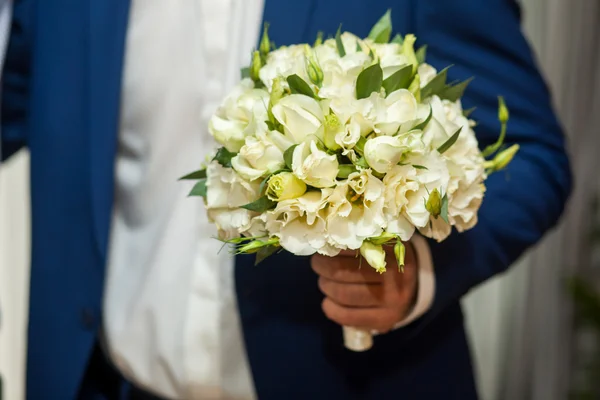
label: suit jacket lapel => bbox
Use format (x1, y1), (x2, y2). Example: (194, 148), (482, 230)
(88, 0), (131, 260)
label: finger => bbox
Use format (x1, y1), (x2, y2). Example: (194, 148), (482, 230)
(311, 254), (384, 284)
(318, 277), (384, 307)
(321, 298), (399, 333)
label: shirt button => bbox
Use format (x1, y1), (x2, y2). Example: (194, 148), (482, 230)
(80, 308), (97, 331)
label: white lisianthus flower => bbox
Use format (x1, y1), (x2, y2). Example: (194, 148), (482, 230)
(382, 150), (450, 237)
(292, 139), (339, 188)
(449, 182), (485, 232)
(205, 162), (261, 240)
(272, 94), (325, 143)
(363, 136), (406, 174)
(335, 117), (362, 152)
(265, 190), (339, 256)
(231, 131), (286, 181)
(327, 170), (386, 249)
(209, 79), (269, 153)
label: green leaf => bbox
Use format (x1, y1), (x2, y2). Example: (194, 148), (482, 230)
(437, 126), (462, 154)
(354, 157), (369, 169)
(413, 165), (428, 170)
(369, 47), (376, 60)
(241, 196), (276, 212)
(356, 41), (362, 52)
(416, 45), (428, 64)
(391, 34), (404, 45)
(440, 194), (449, 223)
(188, 179), (207, 198)
(356, 64), (383, 100)
(179, 169), (207, 180)
(382, 64), (414, 95)
(413, 106), (433, 131)
(367, 9), (392, 44)
(335, 25), (346, 57)
(241, 67), (250, 79)
(463, 107), (477, 118)
(213, 147), (237, 168)
(283, 144), (298, 170)
(255, 245), (281, 265)
(286, 74), (315, 98)
(337, 164), (358, 179)
(421, 66), (450, 99)
(354, 136), (367, 155)
(265, 120), (276, 131)
(439, 77), (474, 102)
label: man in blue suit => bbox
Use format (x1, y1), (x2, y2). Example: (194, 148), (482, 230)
(1, 0), (571, 399)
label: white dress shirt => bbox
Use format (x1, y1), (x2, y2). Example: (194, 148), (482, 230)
(102, 1), (435, 399)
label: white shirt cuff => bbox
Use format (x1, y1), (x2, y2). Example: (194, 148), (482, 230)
(393, 234), (435, 329)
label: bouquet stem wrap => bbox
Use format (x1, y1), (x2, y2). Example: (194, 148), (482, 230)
(343, 326), (373, 352)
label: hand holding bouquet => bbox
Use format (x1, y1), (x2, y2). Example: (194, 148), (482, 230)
(182, 11), (518, 351)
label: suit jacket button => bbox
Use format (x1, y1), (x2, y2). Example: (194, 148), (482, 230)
(80, 308), (97, 330)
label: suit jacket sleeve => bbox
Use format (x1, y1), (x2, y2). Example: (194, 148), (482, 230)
(406, 0), (572, 329)
(1, 0), (32, 161)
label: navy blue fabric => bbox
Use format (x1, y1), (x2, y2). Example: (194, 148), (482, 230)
(1, 0), (571, 398)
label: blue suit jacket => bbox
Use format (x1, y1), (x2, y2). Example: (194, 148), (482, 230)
(1, 0), (571, 399)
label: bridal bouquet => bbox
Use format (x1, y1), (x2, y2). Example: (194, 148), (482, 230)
(182, 11), (517, 351)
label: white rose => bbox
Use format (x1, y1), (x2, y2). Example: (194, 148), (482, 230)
(418, 63), (438, 87)
(231, 132), (285, 181)
(205, 162), (261, 240)
(355, 90), (418, 136)
(208, 79), (269, 152)
(292, 139), (339, 188)
(370, 42), (410, 78)
(265, 190), (337, 256)
(378, 89), (419, 135)
(363, 136), (406, 174)
(259, 45), (307, 91)
(327, 170), (386, 249)
(272, 94), (325, 143)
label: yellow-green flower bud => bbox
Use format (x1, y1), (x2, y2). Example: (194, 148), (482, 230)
(266, 172), (307, 201)
(324, 113), (342, 151)
(270, 77), (285, 108)
(487, 144), (519, 172)
(250, 50), (262, 82)
(498, 96), (509, 124)
(425, 188), (442, 218)
(403, 34), (418, 73)
(360, 241), (387, 274)
(259, 23), (271, 57)
(237, 238), (279, 254)
(369, 232), (397, 245)
(314, 31), (324, 47)
(305, 49), (324, 87)
(394, 240), (406, 270)
(408, 74), (421, 103)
